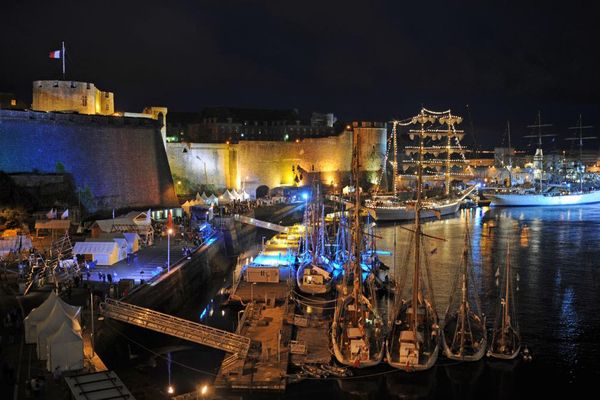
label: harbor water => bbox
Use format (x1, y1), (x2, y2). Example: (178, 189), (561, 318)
(109, 206), (600, 399)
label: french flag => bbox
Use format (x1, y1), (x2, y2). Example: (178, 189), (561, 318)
(49, 50), (61, 59)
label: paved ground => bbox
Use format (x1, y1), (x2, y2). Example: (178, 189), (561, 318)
(86, 235), (191, 285)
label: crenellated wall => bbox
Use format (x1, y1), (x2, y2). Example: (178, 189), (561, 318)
(32, 80), (114, 115)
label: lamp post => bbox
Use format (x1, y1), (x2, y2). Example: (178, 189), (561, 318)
(167, 228), (173, 272)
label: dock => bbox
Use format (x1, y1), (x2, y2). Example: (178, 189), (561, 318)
(289, 313), (332, 365)
(215, 300), (294, 391)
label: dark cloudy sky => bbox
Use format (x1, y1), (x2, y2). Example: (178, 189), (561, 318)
(2, 0), (600, 148)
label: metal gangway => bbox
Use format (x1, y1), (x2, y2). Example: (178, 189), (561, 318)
(233, 214), (289, 233)
(99, 298), (251, 358)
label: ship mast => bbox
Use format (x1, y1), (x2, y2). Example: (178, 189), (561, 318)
(352, 127), (362, 308)
(411, 111), (430, 336)
(525, 111), (554, 193)
(501, 244), (511, 346)
(507, 121), (512, 187)
(567, 115), (595, 193)
(393, 121), (399, 196)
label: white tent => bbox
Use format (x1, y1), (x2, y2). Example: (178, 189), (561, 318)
(207, 194), (219, 205)
(123, 232), (141, 253)
(25, 291), (59, 343)
(241, 189), (251, 200)
(73, 241), (124, 266)
(36, 301), (81, 360)
(219, 190), (235, 204)
(46, 321), (84, 372)
(181, 200), (192, 215)
(195, 192), (202, 200)
(201, 192), (209, 200)
(231, 189), (242, 200)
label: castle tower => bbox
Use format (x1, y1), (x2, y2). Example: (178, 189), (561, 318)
(32, 80), (114, 115)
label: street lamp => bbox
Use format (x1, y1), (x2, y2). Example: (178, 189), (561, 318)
(167, 228), (173, 272)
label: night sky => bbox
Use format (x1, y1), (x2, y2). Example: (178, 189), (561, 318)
(2, 0), (600, 148)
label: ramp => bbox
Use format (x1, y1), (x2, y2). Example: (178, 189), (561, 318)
(233, 214), (289, 233)
(100, 298), (250, 358)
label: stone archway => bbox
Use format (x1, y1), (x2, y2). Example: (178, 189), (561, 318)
(256, 185), (269, 199)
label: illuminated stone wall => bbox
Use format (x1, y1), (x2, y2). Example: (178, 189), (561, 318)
(32, 80), (114, 115)
(0, 109), (178, 212)
(166, 124), (387, 196)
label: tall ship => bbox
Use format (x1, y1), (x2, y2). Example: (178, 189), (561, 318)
(490, 113), (600, 207)
(366, 107), (476, 221)
(331, 127), (385, 368)
(296, 184), (338, 295)
(441, 214), (486, 361)
(386, 110), (440, 371)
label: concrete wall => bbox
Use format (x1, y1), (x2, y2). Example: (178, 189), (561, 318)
(32, 80), (114, 116)
(166, 125), (387, 196)
(0, 109), (179, 212)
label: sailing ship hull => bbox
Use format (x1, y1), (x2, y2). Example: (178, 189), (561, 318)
(331, 293), (384, 368)
(490, 190), (600, 207)
(441, 314), (487, 362)
(367, 200), (462, 221)
(386, 301), (439, 372)
(441, 333), (487, 362)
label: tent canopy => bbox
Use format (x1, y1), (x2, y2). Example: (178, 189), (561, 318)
(36, 301), (81, 360)
(47, 321), (83, 372)
(25, 291), (58, 343)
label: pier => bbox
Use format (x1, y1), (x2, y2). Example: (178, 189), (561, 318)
(214, 300), (294, 391)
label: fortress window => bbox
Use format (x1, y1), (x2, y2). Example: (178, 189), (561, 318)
(11, 99), (16, 106)
(82, 96), (88, 106)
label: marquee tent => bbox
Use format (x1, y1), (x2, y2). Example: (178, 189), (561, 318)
(24, 291), (59, 343)
(206, 194), (219, 205)
(219, 190), (235, 204)
(73, 241), (124, 266)
(241, 189), (251, 200)
(46, 321), (84, 372)
(37, 302), (81, 360)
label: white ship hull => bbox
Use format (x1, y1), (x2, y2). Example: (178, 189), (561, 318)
(367, 199), (462, 221)
(490, 190), (600, 207)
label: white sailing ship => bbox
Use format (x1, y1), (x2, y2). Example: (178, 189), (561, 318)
(490, 113), (600, 207)
(366, 108), (475, 221)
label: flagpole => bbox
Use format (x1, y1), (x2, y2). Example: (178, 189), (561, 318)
(62, 41), (66, 80)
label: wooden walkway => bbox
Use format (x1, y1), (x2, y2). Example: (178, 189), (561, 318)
(290, 316), (332, 365)
(215, 302), (294, 392)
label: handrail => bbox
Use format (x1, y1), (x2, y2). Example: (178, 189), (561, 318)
(100, 298), (250, 358)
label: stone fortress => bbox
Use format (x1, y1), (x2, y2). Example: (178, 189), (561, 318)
(1, 79), (388, 212)
(0, 80), (177, 213)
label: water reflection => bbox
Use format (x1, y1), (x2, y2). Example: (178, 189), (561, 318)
(372, 205), (600, 397)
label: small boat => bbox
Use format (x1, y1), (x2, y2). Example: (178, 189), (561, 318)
(441, 213), (487, 361)
(488, 244), (521, 360)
